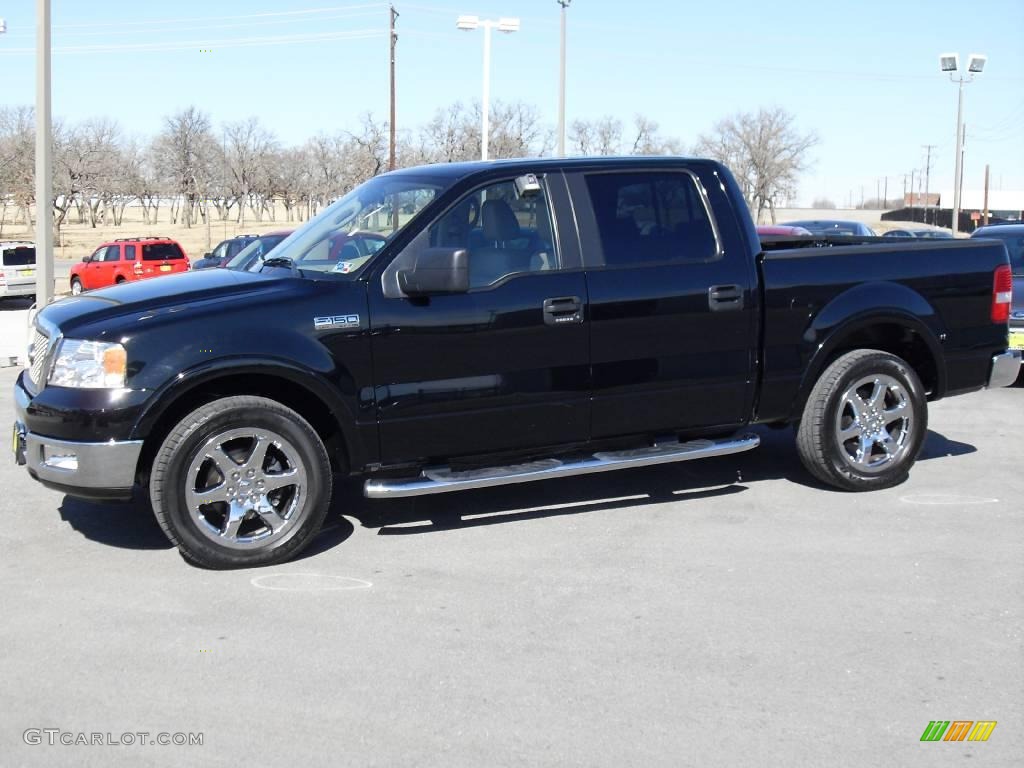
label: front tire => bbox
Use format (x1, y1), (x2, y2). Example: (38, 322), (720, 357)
(796, 349), (927, 491)
(70, 278), (83, 295)
(150, 396), (332, 569)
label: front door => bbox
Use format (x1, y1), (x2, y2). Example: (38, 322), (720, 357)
(567, 168), (758, 438)
(368, 172), (590, 464)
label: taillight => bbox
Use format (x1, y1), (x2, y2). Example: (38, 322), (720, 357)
(992, 264), (1012, 323)
(133, 262), (144, 276)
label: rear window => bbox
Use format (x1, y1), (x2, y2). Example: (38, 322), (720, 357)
(584, 171), (719, 267)
(2, 246), (36, 266)
(142, 242), (185, 261)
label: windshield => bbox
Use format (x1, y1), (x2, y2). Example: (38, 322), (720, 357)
(243, 173), (448, 276)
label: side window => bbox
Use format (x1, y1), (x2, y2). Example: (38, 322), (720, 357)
(124, 244), (136, 262)
(89, 246), (107, 262)
(428, 177), (559, 290)
(102, 245), (121, 262)
(585, 172), (719, 267)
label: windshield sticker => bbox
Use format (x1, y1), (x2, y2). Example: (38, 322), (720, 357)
(332, 261), (355, 274)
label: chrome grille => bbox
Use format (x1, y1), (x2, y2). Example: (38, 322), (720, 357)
(28, 327), (51, 387)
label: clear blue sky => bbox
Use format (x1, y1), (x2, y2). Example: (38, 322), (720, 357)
(1, 0), (1021, 206)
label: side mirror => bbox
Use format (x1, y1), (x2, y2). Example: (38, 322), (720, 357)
(398, 248), (469, 297)
(81, 255), (91, 262)
(202, 252), (211, 259)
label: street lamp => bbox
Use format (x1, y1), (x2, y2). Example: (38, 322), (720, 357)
(556, 1), (571, 156)
(940, 51), (986, 235)
(456, 14), (521, 160)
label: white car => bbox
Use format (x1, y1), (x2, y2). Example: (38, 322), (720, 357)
(0, 241), (36, 300)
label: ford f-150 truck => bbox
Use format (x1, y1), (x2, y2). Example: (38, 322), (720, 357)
(12, 158), (1020, 568)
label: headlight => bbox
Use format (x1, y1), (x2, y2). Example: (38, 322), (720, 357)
(48, 340), (127, 388)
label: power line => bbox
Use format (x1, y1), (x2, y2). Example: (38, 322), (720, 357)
(47, 3), (386, 30)
(0, 29), (386, 56)
(3, 9), (386, 40)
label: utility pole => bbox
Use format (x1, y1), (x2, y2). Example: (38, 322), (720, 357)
(884, 176), (888, 208)
(983, 163), (990, 226)
(922, 144), (936, 223)
(902, 174), (908, 207)
(388, 4), (399, 171)
(876, 178), (880, 209)
(35, 0), (54, 305)
(556, 1), (571, 156)
(910, 170), (916, 213)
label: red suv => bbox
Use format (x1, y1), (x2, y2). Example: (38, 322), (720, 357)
(70, 237), (189, 294)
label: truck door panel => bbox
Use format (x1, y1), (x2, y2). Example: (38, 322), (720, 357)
(567, 169), (757, 437)
(368, 172), (590, 463)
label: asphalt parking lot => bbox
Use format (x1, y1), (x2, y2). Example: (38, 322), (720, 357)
(0, 364), (1020, 767)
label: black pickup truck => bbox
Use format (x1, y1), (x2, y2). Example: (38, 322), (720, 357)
(12, 158), (1020, 568)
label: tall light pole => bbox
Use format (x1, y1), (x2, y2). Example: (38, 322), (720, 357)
(556, 1), (571, 156)
(36, 0), (54, 305)
(456, 14), (520, 160)
(939, 52), (986, 235)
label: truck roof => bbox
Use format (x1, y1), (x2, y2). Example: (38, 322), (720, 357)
(384, 156), (715, 182)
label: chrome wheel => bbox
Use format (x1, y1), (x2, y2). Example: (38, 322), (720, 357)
(835, 373), (912, 473)
(186, 427), (308, 550)
(70, 280), (82, 295)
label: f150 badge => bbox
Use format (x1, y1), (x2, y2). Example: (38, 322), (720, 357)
(314, 315), (360, 330)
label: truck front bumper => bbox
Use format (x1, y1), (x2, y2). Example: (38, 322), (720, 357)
(13, 376), (143, 501)
(988, 350), (1021, 389)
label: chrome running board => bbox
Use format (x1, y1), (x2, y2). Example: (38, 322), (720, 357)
(363, 433), (760, 499)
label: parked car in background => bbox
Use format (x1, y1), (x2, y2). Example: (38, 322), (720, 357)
(973, 223), (1024, 354)
(0, 241), (36, 301)
(69, 237), (189, 295)
(223, 230), (294, 271)
(782, 219), (877, 236)
(883, 228), (954, 239)
(193, 234), (259, 270)
(756, 225), (812, 237)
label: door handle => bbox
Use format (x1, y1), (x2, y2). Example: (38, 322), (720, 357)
(542, 296), (583, 326)
(708, 284), (744, 312)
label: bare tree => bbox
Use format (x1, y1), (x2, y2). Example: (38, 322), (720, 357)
(569, 116), (623, 155)
(153, 107), (217, 228)
(811, 197), (837, 209)
(224, 117), (279, 226)
(0, 106), (38, 233)
(694, 107), (817, 223)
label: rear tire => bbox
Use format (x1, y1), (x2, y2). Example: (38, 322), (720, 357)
(796, 349), (927, 491)
(150, 396), (332, 569)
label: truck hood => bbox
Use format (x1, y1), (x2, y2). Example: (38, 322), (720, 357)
(37, 268), (289, 336)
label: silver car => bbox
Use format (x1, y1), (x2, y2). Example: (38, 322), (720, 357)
(0, 241), (36, 300)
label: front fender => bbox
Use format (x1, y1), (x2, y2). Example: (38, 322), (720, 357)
(130, 355), (370, 470)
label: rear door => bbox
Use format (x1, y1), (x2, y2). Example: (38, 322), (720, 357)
(567, 167), (757, 438)
(367, 171), (591, 463)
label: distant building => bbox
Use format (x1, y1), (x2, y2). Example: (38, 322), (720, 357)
(938, 189), (1024, 220)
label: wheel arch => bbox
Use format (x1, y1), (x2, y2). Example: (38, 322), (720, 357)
(132, 360), (366, 485)
(793, 283), (946, 421)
